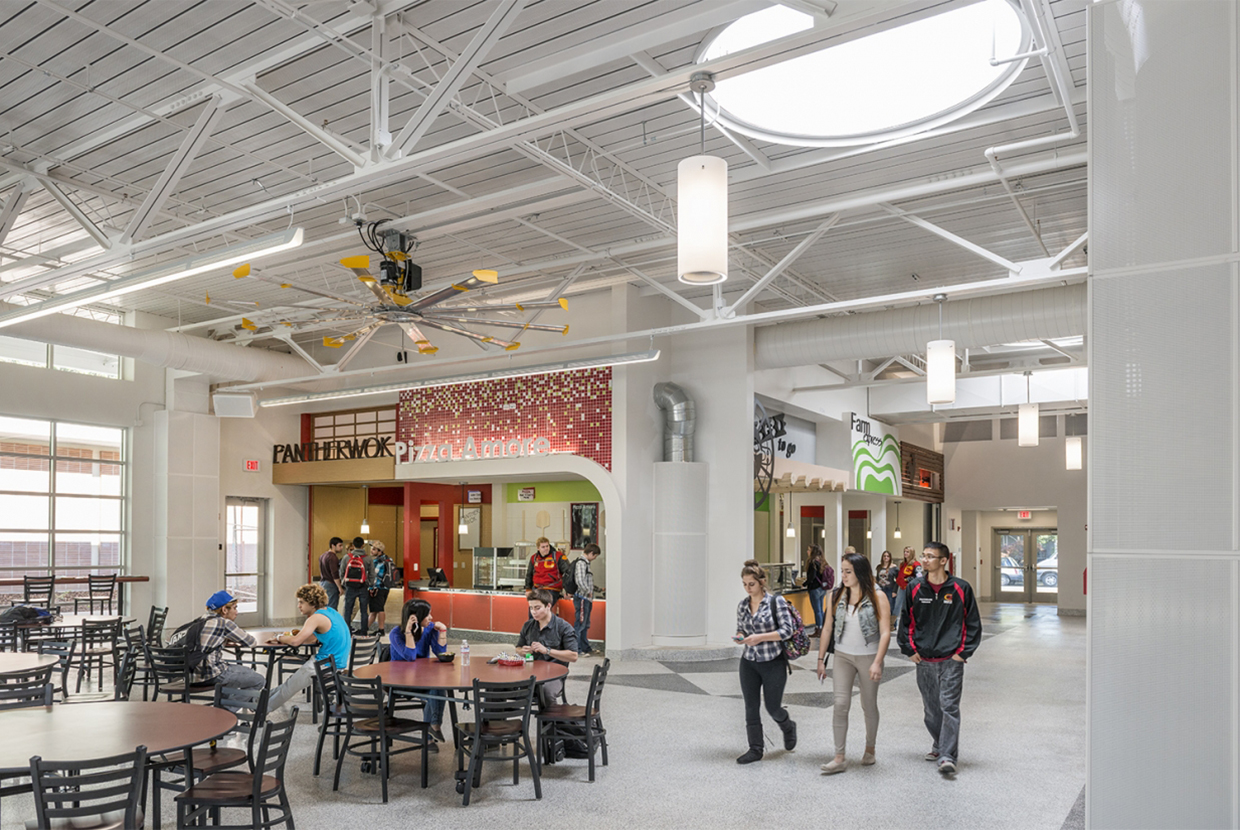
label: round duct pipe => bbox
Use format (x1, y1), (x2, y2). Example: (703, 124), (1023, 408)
(652, 381), (696, 462)
(753, 284), (1085, 369)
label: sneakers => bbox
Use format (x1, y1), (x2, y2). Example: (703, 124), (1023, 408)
(924, 750), (940, 762)
(861, 750), (876, 766)
(938, 759), (956, 776)
(429, 725), (445, 743)
(820, 758), (846, 774)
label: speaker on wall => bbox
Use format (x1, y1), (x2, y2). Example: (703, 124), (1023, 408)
(212, 392), (257, 418)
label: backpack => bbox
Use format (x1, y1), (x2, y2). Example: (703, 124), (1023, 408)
(342, 552), (367, 586)
(822, 561), (835, 592)
(170, 616), (215, 671)
(561, 557), (579, 596)
(372, 555), (393, 590)
(768, 595), (811, 661)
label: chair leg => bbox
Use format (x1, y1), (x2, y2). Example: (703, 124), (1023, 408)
(379, 735), (389, 804)
(420, 730), (429, 789)
(462, 747), (483, 807)
(585, 723), (595, 782)
(599, 719), (609, 766)
(524, 734), (542, 800)
(313, 716), (328, 776)
(332, 729), (349, 792)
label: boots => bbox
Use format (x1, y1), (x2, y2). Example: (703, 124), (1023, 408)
(778, 716), (797, 751)
(736, 724), (764, 764)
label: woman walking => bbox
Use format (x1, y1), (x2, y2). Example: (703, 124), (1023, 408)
(817, 551), (891, 773)
(804, 544), (829, 638)
(735, 559), (797, 764)
(875, 550), (898, 627)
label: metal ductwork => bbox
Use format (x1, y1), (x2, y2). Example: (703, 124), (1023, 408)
(754, 284), (1085, 369)
(2, 304), (312, 383)
(652, 381), (696, 462)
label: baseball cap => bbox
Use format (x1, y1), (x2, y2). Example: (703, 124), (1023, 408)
(370, 540), (385, 552)
(206, 590), (236, 611)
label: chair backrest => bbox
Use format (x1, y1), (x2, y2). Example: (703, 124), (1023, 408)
(144, 643), (190, 697)
(113, 647), (138, 701)
(82, 618), (120, 650)
(36, 639), (75, 696)
(250, 709), (298, 800)
(147, 606), (169, 646)
(470, 675), (536, 736)
(29, 746), (147, 830)
(0, 622), (16, 652)
(0, 664), (54, 710)
(348, 634), (380, 672)
(312, 654), (341, 707)
(123, 624), (145, 654)
(584, 657), (611, 714)
(88, 574), (117, 599)
(336, 673), (385, 721)
(23, 575), (54, 606)
(213, 683), (270, 765)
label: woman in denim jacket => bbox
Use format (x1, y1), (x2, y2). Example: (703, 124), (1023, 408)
(816, 552), (891, 774)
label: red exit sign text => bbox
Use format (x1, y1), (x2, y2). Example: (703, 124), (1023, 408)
(244, 459), (261, 472)
(1017, 510), (1032, 520)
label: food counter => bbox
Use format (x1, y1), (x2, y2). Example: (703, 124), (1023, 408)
(405, 584), (606, 642)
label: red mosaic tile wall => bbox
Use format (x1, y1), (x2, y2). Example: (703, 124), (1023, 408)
(397, 367), (613, 470)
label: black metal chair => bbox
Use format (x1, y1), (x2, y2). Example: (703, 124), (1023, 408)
(74, 574), (118, 615)
(144, 644), (215, 703)
(346, 634), (381, 673)
(0, 622), (16, 651)
(311, 655), (347, 776)
(20, 575), (58, 612)
(0, 664), (55, 710)
(29, 746), (148, 830)
(76, 618), (121, 693)
(174, 709), (298, 830)
(35, 638), (75, 701)
(537, 657), (611, 781)
(147, 605), (169, 646)
(453, 675), (540, 805)
(124, 624), (160, 701)
(66, 646), (139, 704)
(333, 673), (431, 802)
(152, 685), (269, 824)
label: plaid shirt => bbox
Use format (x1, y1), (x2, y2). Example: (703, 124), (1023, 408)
(736, 592), (795, 663)
(171, 614), (257, 682)
(573, 557), (594, 598)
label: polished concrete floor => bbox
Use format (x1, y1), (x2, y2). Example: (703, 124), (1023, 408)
(1, 602), (1085, 829)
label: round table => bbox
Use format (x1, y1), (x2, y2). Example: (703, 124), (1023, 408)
(354, 659), (569, 690)
(0, 652), (57, 677)
(0, 701), (237, 776)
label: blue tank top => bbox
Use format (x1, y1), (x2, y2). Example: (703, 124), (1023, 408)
(314, 606), (352, 670)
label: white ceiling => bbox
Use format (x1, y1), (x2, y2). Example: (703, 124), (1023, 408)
(0, 0), (1088, 384)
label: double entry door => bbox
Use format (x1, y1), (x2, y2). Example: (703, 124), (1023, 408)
(993, 528), (1059, 603)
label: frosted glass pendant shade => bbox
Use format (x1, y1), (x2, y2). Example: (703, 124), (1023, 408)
(677, 155), (729, 284)
(926, 339), (956, 404)
(785, 522), (795, 538)
(1066, 435), (1082, 470)
(1018, 403), (1039, 447)
(360, 521), (370, 534)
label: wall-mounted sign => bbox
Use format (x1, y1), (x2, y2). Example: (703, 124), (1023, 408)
(395, 435), (552, 464)
(467, 490), (483, 504)
(518, 487), (536, 502)
(1017, 510), (1032, 520)
(243, 459), (261, 472)
(849, 412), (902, 496)
(272, 436), (394, 464)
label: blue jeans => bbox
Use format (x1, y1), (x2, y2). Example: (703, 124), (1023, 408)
(422, 693), (443, 726)
(321, 579), (339, 611)
(807, 587), (826, 630)
(572, 595), (593, 653)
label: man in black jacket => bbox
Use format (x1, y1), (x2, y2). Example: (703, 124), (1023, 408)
(897, 541), (982, 777)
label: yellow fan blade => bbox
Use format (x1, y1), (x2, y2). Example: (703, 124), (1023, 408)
(240, 318), (257, 331)
(558, 297), (568, 310)
(323, 336), (343, 348)
(504, 342), (521, 351)
(340, 255), (369, 269)
(233, 264), (251, 279)
(514, 303), (524, 311)
(280, 283), (292, 288)
(281, 322), (294, 327)
(562, 325), (569, 336)
(358, 275), (377, 284)
(204, 292), (210, 304)
(343, 334), (356, 341)
(419, 345), (439, 354)
(382, 286), (413, 306)
(471, 269), (498, 283)
(385, 251), (409, 262)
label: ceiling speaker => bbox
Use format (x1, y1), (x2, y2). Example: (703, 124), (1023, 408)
(212, 392), (257, 418)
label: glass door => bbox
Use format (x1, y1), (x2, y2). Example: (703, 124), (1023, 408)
(225, 498), (265, 626)
(993, 528), (1058, 602)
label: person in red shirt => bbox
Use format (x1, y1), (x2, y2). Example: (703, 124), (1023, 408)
(524, 537), (567, 610)
(892, 546), (920, 632)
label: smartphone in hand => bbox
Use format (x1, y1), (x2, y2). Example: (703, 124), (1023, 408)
(732, 634), (744, 644)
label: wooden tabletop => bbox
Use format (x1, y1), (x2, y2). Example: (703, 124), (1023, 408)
(47, 615), (130, 627)
(0, 701), (236, 774)
(354, 659), (568, 691)
(0, 653), (58, 675)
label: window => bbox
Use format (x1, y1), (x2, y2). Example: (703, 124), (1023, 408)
(0, 415), (125, 605)
(696, 0), (1030, 147)
(0, 308), (122, 379)
(313, 406), (396, 442)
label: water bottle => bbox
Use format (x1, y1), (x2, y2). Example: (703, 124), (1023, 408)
(461, 639), (470, 666)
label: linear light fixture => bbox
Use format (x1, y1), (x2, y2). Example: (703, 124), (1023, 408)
(259, 348), (661, 407)
(0, 227), (304, 329)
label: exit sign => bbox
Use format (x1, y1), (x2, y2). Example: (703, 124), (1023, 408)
(243, 459), (261, 472)
(1017, 510), (1032, 520)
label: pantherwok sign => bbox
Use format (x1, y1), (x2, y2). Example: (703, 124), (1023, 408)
(849, 412), (902, 496)
(271, 435), (552, 465)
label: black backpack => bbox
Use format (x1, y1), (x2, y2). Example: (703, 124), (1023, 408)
(170, 616), (215, 671)
(561, 556), (579, 595)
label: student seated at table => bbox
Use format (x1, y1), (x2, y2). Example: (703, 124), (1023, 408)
(516, 588), (578, 708)
(389, 599), (448, 743)
(267, 583), (352, 712)
(168, 590), (264, 711)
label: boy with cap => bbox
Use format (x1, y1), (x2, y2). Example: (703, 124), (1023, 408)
(168, 590), (264, 709)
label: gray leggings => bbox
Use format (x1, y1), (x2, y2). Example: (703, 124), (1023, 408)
(832, 650), (881, 755)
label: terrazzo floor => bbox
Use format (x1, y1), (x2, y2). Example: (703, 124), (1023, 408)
(1, 602), (1085, 829)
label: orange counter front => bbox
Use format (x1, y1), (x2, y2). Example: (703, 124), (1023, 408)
(406, 586), (606, 643)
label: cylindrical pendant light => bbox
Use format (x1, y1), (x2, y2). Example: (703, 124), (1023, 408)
(360, 485), (370, 535)
(457, 483), (469, 535)
(1018, 372), (1039, 447)
(1065, 435), (1083, 470)
(893, 501), (902, 539)
(785, 491), (796, 537)
(926, 294), (955, 404)
(677, 73), (728, 285)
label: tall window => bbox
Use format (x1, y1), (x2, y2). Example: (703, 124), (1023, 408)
(312, 406), (396, 442)
(0, 308), (122, 379)
(0, 415), (125, 604)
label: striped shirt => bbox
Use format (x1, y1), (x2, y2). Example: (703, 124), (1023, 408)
(573, 557), (594, 598)
(736, 592), (795, 662)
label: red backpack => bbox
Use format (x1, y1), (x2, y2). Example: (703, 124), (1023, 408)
(342, 552), (367, 586)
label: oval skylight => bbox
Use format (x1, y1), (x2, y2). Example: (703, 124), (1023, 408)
(697, 0), (1031, 147)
